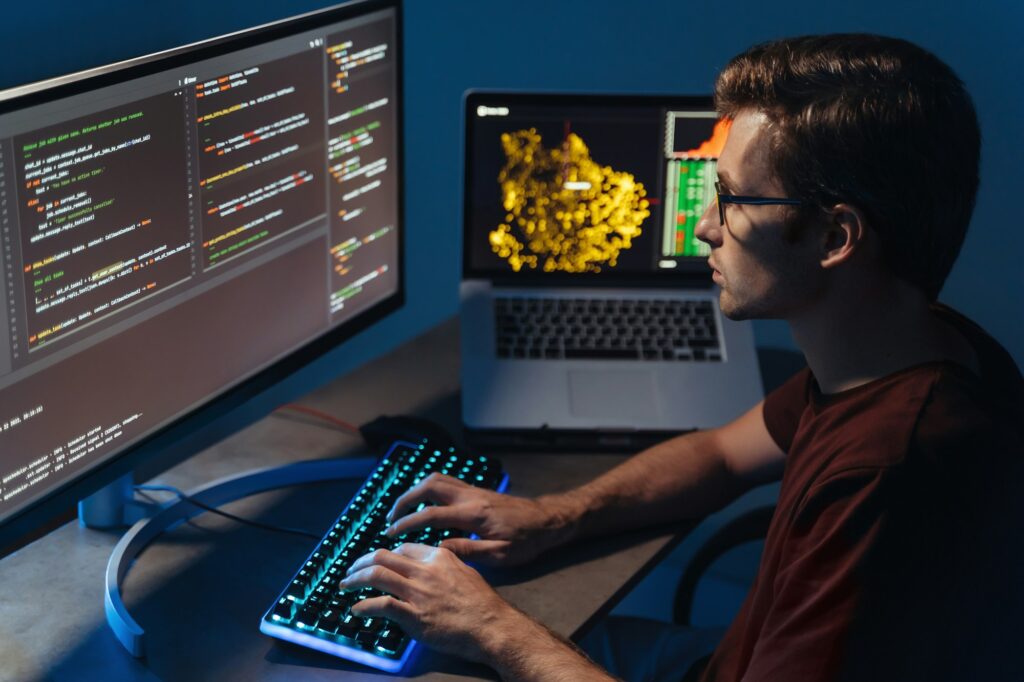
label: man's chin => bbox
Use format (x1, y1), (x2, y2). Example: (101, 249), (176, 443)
(720, 307), (751, 321)
(717, 292), (748, 321)
(718, 293), (765, 322)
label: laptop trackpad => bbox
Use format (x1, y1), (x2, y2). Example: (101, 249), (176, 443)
(568, 369), (659, 420)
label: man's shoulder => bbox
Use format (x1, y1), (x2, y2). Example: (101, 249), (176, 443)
(795, 306), (1023, 473)
(914, 305), (1024, 461)
(912, 362), (1024, 464)
(793, 361), (1023, 498)
(931, 303), (1024, 407)
(793, 363), (944, 473)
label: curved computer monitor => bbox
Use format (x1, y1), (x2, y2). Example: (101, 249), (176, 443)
(0, 0), (403, 553)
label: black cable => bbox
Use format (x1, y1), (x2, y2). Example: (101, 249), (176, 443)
(135, 484), (321, 540)
(135, 488), (220, 535)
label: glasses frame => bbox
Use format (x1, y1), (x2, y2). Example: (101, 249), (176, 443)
(714, 181), (805, 226)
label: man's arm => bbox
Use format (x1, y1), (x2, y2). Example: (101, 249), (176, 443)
(479, 612), (615, 682)
(385, 399), (786, 564)
(553, 399), (787, 543)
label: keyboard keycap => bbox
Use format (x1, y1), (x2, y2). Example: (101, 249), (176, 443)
(273, 598), (293, 619)
(296, 604), (319, 627)
(318, 608), (341, 632)
(376, 626), (404, 653)
(356, 629), (378, 648)
(337, 614), (360, 639)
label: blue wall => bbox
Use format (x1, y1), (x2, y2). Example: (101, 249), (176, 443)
(3, 0), (1021, 400)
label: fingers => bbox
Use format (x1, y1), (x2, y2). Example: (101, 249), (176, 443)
(350, 595), (412, 622)
(386, 504), (481, 537)
(387, 474), (467, 523)
(341, 564), (415, 601)
(345, 547), (423, 578)
(440, 538), (511, 566)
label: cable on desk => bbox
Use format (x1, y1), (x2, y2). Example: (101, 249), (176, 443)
(274, 403), (362, 437)
(135, 488), (232, 537)
(134, 484), (321, 540)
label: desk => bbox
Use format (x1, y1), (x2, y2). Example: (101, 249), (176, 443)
(1, 317), (742, 682)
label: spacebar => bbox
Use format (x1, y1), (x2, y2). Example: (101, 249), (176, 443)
(564, 348), (639, 360)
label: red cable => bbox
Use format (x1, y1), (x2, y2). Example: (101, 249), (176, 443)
(275, 403), (362, 436)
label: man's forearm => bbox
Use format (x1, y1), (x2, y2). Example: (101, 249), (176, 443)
(480, 608), (615, 682)
(542, 429), (746, 543)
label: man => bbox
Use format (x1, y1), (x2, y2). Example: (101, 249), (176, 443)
(340, 34), (1024, 680)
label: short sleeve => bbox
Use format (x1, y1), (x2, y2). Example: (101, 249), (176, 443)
(762, 367), (811, 453)
(742, 467), (891, 681)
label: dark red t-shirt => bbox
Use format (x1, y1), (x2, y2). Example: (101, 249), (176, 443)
(701, 306), (1024, 681)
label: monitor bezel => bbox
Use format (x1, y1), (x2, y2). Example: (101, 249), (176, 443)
(0, 0), (405, 553)
(462, 90), (719, 287)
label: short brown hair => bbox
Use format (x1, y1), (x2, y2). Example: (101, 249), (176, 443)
(715, 34), (980, 300)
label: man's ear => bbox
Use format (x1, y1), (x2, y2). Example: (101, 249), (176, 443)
(819, 203), (868, 269)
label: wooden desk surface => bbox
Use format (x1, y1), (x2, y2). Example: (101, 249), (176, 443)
(0, 318), (692, 682)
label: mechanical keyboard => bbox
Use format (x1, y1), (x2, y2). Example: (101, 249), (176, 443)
(260, 439), (508, 672)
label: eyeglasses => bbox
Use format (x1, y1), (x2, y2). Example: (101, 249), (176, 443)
(714, 181), (804, 227)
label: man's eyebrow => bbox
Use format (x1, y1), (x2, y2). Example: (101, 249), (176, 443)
(716, 169), (735, 191)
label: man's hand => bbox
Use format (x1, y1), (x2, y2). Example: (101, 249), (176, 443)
(342, 544), (614, 680)
(341, 543), (520, 663)
(384, 473), (577, 566)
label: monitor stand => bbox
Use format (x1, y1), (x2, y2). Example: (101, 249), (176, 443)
(86, 457), (376, 657)
(79, 475), (156, 529)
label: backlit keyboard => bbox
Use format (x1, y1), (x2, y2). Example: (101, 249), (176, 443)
(260, 439), (508, 672)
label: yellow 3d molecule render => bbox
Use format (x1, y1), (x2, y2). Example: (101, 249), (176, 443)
(489, 128), (649, 273)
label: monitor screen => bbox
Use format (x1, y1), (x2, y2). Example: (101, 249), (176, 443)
(0, 2), (402, 529)
(463, 93), (725, 281)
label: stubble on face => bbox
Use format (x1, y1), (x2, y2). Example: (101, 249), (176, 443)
(716, 227), (821, 321)
(709, 112), (824, 321)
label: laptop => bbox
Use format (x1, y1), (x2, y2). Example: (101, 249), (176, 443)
(459, 92), (763, 449)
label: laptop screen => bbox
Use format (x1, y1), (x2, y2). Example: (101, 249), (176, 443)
(463, 92), (725, 283)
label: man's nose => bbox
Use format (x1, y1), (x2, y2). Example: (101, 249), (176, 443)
(694, 200), (722, 248)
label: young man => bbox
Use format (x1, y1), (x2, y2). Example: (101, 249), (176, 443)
(340, 34), (1024, 680)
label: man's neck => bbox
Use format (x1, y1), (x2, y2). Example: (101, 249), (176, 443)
(787, 278), (976, 395)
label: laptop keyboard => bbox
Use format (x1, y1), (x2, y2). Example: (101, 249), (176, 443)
(494, 297), (722, 362)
